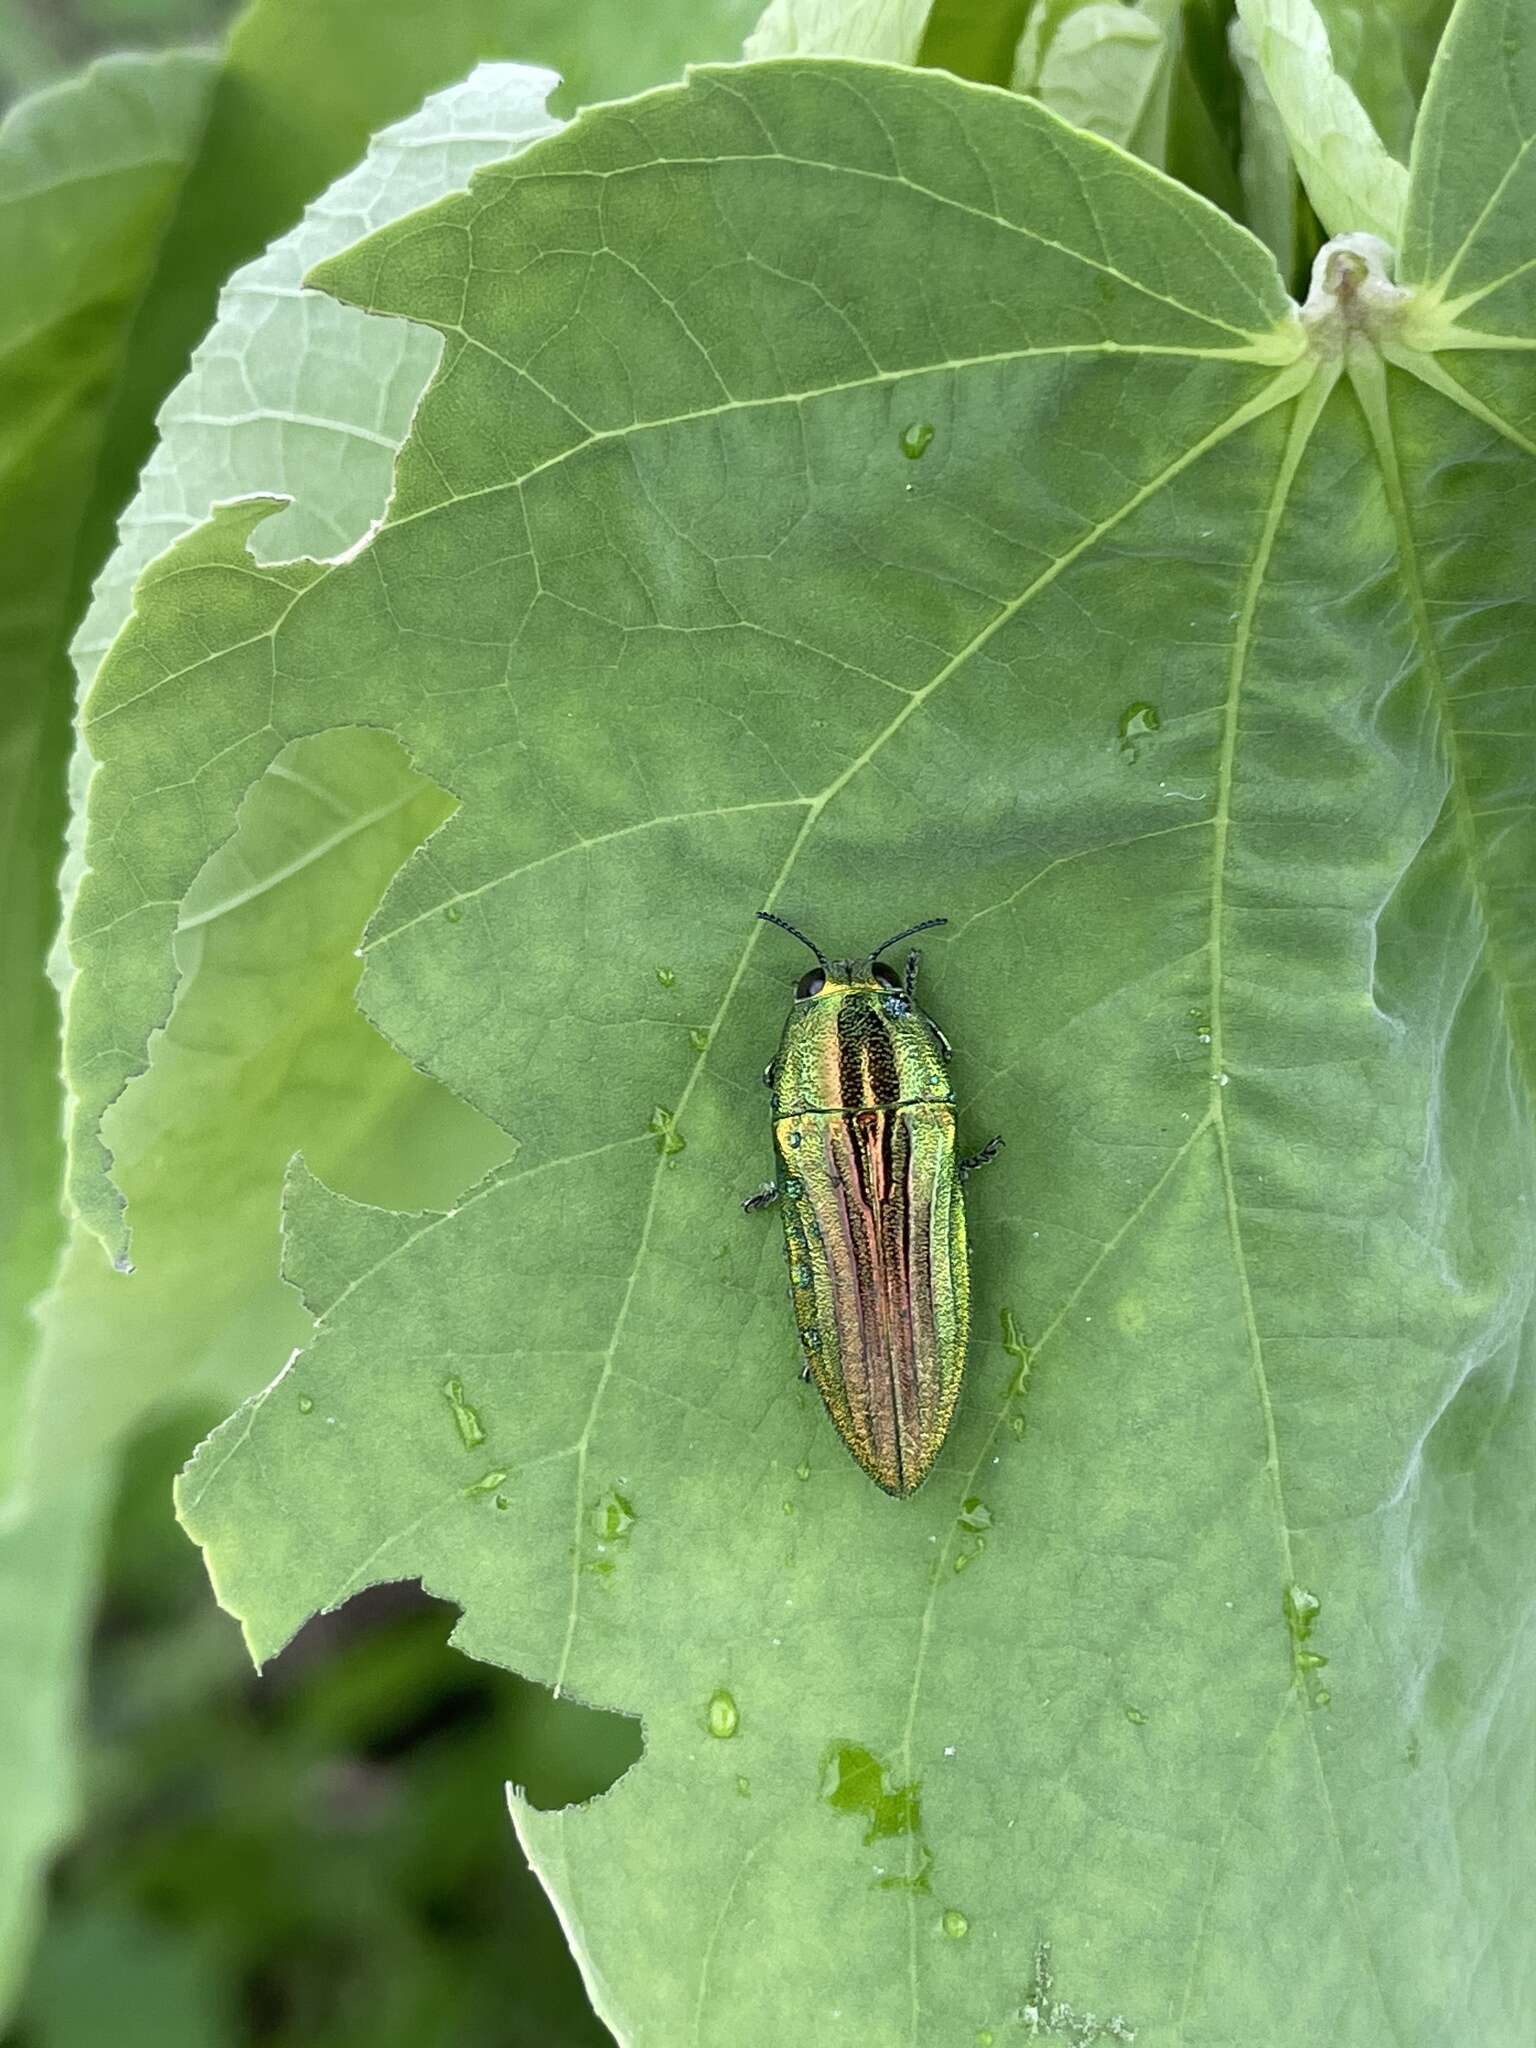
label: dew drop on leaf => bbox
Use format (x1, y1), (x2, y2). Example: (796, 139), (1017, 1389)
(941, 1907), (969, 1939)
(441, 1377), (486, 1449)
(707, 1689), (740, 1739)
(899, 420), (935, 459)
(595, 1489), (636, 1541)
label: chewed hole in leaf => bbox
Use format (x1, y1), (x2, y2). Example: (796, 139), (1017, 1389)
(265, 1581), (642, 1806)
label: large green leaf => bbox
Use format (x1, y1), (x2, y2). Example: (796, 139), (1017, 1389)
(66, 22), (1524, 2044)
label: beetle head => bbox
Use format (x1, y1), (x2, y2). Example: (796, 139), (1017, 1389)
(755, 912), (947, 1000)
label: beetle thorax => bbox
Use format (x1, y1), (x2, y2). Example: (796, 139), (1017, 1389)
(772, 986), (950, 1114)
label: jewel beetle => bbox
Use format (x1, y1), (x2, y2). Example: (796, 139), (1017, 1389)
(745, 912), (1001, 1495)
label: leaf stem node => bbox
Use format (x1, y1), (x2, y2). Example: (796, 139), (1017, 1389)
(1301, 233), (1411, 358)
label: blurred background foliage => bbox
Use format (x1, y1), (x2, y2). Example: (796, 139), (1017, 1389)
(0, 0), (238, 101)
(6, 1412), (638, 2047)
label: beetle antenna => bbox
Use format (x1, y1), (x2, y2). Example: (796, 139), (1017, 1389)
(756, 910), (832, 974)
(871, 916), (947, 960)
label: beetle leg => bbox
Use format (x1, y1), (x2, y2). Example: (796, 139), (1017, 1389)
(958, 1136), (1004, 1178)
(800, 1362), (814, 1383)
(928, 1015), (953, 1062)
(743, 1181), (780, 1213)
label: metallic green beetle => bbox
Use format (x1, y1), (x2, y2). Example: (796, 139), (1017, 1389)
(745, 912), (1002, 1496)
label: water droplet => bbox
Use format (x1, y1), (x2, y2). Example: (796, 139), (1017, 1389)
(464, 1467), (509, 1495)
(707, 1689), (740, 1739)
(689, 1027), (710, 1053)
(1296, 1649), (1328, 1671)
(1218, 1071), (1230, 1087)
(941, 1907), (969, 1940)
(977, 2032), (996, 2047)
(736, 1775), (751, 1797)
(494, 1494), (510, 1511)
(647, 1106), (685, 1157)
(958, 1498), (992, 1532)
(655, 965), (676, 989)
(1283, 1584), (1321, 1641)
(954, 1552), (974, 1573)
(1009, 1414), (1026, 1439)
(441, 1377), (487, 1450)
(819, 1742), (921, 1844)
(444, 902), (463, 923)
(1000, 1307), (1032, 1396)
(1124, 1705), (1148, 1725)
(795, 1458), (811, 1481)
(1313, 1688), (1332, 1708)
(782, 1499), (795, 1516)
(595, 1489), (636, 1542)
(297, 1394), (314, 1415)
(899, 421), (935, 460)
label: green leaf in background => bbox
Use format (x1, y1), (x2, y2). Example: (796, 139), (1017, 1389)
(1012, 0), (1180, 163)
(0, 1470), (107, 2023)
(917, 0), (1032, 85)
(26, 63), (559, 1485)
(0, 57), (209, 2019)
(1313, 0), (1454, 163)
(1233, 0), (1408, 241)
(65, 22), (1517, 2038)
(745, 0), (933, 59)
(0, 0), (237, 102)
(0, 45), (213, 1477)
(1229, 16), (1300, 274)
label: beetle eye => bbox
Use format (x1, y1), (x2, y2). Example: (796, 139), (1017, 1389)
(795, 969), (826, 1000)
(872, 960), (902, 989)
